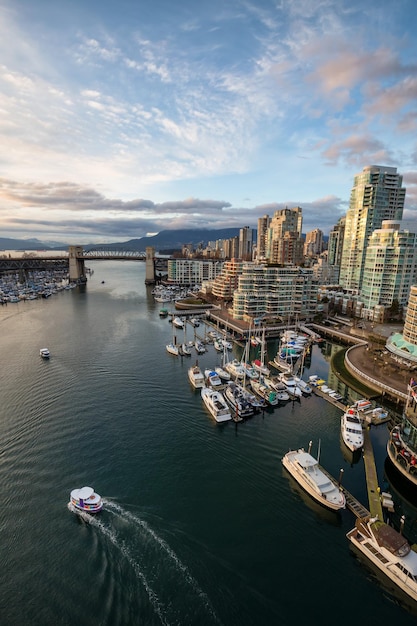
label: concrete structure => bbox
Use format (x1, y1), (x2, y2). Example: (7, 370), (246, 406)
(68, 245), (86, 283)
(387, 285), (417, 363)
(267, 207), (304, 265)
(211, 258), (244, 300)
(339, 165), (406, 293)
(238, 226), (255, 260)
(304, 228), (324, 257)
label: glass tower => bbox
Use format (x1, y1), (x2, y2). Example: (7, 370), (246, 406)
(339, 166), (406, 293)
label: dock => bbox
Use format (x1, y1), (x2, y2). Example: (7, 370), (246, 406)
(362, 426), (384, 520)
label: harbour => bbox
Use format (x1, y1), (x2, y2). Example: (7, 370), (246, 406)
(1, 259), (417, 625)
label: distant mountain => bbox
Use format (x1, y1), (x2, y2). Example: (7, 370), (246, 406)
(0, 237), (58, 250)
(86, 229), (242, 252)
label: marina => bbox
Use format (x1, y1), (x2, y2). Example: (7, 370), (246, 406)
(1, 260), (417, 625)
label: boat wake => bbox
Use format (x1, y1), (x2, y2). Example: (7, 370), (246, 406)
(79, 499), (221, 625)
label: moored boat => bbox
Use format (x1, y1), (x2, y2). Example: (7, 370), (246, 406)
(188, 364), (205, 389)
(341, 407), (364, 452)
(346, 516), (417, 603)
(282, 444), (345, 511)
(204, 369), (222, 387)
(69, 486), (103, 514)
(201, 386), (232, 423)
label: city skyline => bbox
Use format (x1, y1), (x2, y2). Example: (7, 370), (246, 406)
(0, 0), (417, 244)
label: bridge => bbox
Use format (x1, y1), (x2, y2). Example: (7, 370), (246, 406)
(0, 246), (167, 285)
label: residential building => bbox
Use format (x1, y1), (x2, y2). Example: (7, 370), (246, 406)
(304, 228), (324, 257)
(239, 226), (255, 260)
(267, 207), (304, 265)
(387, 285), (417, 363)
(327, 216), (345, 283)
(360, 221), (417, 319)
(231, 263), (318, 322)
(257, 215), (271, 259)
(167, 259), (223, 285)
(211, 258), (244, 300)
(339, 165), (406, 293)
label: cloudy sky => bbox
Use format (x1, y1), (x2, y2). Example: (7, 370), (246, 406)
(1, 0), (417, 244)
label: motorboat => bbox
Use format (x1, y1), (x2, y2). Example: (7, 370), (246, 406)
(282, 445), (346, 511)
(201, 386), (231, 423)
(341, 407), (364, 452)
(69, 486), (103, 514)
(190, 317), (200, 327)
(188, 364), (205, 389)
(221, 339), (233, 351)
(346, 516), (417, 603)
(40, 348), (50, 358)
(278, 373), (302, 399)
(352, 398), (373, 411)
(293, 376), (312, 395)
(242, 363), (259, 380)
(204, 369), (222, 387)
(213, 339), (223, 352)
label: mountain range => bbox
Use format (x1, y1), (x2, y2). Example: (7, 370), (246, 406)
(0, 229), (241, 253)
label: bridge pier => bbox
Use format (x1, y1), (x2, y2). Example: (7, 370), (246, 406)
(145, 246), (156, 285)
(68, 245), (87, 283)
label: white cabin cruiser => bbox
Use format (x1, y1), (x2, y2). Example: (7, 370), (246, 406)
(341, 407), (364, 452)
(40, 348), (50, 358)
(282, 446), (345, 511)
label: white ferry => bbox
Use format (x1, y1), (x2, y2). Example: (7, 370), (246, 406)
(69, 486), (103, 514)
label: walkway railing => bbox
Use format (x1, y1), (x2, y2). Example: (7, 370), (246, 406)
(345, 344), (408, 402)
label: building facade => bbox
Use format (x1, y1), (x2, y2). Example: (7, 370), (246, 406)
(167, 259), (224, 285)
(339, 165), (406, 293)
(231, 264), (318, 322)
(360, 221), (417, 317)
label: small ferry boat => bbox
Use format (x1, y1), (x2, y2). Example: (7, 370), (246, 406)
(347, 516), (417, 603)
(40, 348), (50, 358)
(341, 407), (364, 452)
(69, 486), (103, 514)
(282, 444), (345, 511)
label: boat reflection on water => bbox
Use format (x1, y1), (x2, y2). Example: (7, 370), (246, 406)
(283, 471), (342, 527)
(340, 433), (362, 466)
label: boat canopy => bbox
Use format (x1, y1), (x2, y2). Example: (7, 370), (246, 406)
(71, 486), (94, 500)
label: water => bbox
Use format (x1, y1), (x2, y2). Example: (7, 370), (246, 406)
(0, 261), (416, 625)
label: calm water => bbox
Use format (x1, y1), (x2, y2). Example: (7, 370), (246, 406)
(0, 261), (416, 626)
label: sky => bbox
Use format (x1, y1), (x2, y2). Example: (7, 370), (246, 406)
(0, 0), (417, 245)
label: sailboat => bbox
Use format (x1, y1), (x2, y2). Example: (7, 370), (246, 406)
(215, 343), (231, 381)
(252, 327), (270, 377)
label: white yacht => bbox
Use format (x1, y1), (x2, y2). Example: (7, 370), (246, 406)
(188, 364), (205, 389)
(278, 373), (302, 399)
(282, 445), (346, 511)
(204, 369), (222, 387)
(347, 516), (417, 603)
(293, 376), (312, 395)
(201, 387), (232, 423)
(341, 407), (364, 452)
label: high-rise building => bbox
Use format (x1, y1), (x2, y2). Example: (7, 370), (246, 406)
(304, 228), (324, 257)
(328, 216), (345, 280)
(266, 207), (303, 264)
(257, 215), (271, 259)
(231, 263), (317, 322)
(339, 165), (406, 293)
(360, 221), (417, 315)
(239, 226), (255, 260)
